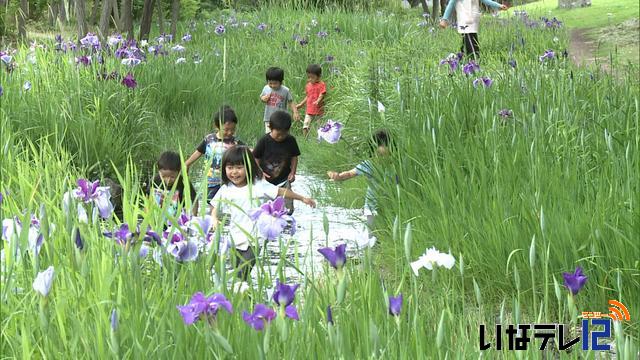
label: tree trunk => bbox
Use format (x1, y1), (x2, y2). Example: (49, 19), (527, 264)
(156, 0), (164, 34)
(90, 0), (100, 25)
(76, 0), (88, 41)
(170, 0), (179, 39)
(49, 3), (59, 27)
(431, 0), (440, 20)
(418, 0), (428, 15)
(138, 0), (154, 41)
(18, 0), (28, 39)
(59, 0), (67, 22)
(558, 0), (591, 8)
(111, 0), (122, 31)
(98, 0), (111, 39)
(122, 0), (133, 40)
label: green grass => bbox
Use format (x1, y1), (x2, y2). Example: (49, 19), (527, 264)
(1, 6), (639, 359)
(515, 0), (639, 29)
(514, 0), (640, 64)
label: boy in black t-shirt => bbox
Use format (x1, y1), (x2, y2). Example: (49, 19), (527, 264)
(253, 110), (301, 215)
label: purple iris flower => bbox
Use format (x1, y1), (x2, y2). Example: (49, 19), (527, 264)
(257, 23), (267, 31)
(182, 33), (192, 42)
(122, 73), (137, 89)
(23, 81), (31, 91)
(55, 34), (63, 43)
(472, 77), (493, 88)
(71, 178), (114, 219)
(0, 85), (3, 97)
(462, 61), (480, 75)
(215, 25), (225, 35)
(2, 215), (47, 256)
(74, 179), (100, 202)
(165, 231), (198, 262)
(327, 305), (334, 325)
(562, 266), (587, 295)
(171, 44), (185, 52)
(187, 215), (214, 243)
(298, 37), (309, 46)
(539, 49), (555, 62)
(317, 120), (343, 144)
(80, 33), (101, 50)
(388, 295), (402, 316)
(175, 211), (192, 227)
(143, 229), (162, 245)
(318, 243), (347, 269)
(108, 223), (133, 245)
(498, 109), (513, 118)
(74, 227), (84, 250)
(121, 56), (142, 66)
(325, 55), (334, 62)
(107, 34), (123, 47)
(177, 292), (233, 325)
(110, 309), (118, 331)
(149, 45), (167, 56)
(242, 304), (277, 331)
(249, 197), (295, 240)
(439, 53), (459, 72)
(317, 31), (328, 38)
(33, 266), (55, 296)
(272, 281), (299, 320)
(1, 54), (12, 64)
(508, 59), (517, 68)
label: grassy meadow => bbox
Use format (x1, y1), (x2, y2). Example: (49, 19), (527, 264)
(1, 4), (639, 359)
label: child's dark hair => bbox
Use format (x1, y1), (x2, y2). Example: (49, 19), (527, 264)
(306, 64), (322, 77)
(213, 105), (238, 128)
(221, 145), (263, 185)
(266, 67), (285, 82)
(370, 130), (392, 153)
(269, 110), (292, 131)
(157, 151), (181, 171)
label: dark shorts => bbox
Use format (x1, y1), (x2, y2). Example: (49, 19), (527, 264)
(234, 247), (256, 281)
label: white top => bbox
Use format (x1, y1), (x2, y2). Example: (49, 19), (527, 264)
(210, 179), (279, 251)
(455, 0), (482, 34)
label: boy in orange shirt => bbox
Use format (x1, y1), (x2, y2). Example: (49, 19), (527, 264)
(296, 64), (326, 139)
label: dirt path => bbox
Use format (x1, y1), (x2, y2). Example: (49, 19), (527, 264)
(568, 28), (612, 71)
(568, 28), (596, 66)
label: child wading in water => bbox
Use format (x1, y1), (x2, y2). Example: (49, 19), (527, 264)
(439, 0), (508, 59)
(210, 145), (316, 280)
(327, 130), (392, 239)
(260, 67), (300, 134)
(296, 64), (326, 139)
(253, 110), (301, 215)
(148, 151), (197, 216)
(185, 105), (244, 203)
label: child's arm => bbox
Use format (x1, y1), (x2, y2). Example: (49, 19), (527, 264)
(185, 150), (203, 170)
(313, 93), (324, 106)
(210, 205), (220, 229)
(481, 0), (508, 10)
(260, 86), (271, 103)
(296, 96), (307, 109)
(277, 187), (316, 208)
(288, 156), (298, 183)
(327, 169), (358, 181)
(289, 100), (300, 121)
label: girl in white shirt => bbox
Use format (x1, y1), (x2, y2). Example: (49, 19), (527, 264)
(210, 145), (316, 280)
